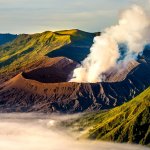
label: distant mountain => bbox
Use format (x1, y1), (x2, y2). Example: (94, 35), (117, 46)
(0, 29), (95, 84)
(63, 87), (150, 146)
(0, 34), (17, 45)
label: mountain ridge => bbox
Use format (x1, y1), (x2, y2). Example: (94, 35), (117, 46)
(0, 29), (150, 115)
(0, 29), (96, 84)
(0, 57), (150, 113)
(62, 87), (150, 146)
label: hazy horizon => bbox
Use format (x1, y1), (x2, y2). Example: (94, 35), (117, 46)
(0, 0), (149, 34)
(0, 28), (98, 35)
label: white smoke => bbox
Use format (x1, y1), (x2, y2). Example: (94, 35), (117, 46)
(0, 113), (149, 150)
(70, 5), (150, 83)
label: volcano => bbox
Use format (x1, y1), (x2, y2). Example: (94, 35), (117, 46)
(0, 53), (150, 113)
(22, 57), (78, 83)
(0, 29), (150, 113)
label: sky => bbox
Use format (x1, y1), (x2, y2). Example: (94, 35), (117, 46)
(0, 0), (149, 34)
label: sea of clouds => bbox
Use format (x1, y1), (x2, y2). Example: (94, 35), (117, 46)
(0, 113), (149, 150)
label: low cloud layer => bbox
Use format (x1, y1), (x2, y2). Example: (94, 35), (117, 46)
(0, 113), (149, 150)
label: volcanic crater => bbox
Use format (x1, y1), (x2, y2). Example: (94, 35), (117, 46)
(0, 54), (150, 113)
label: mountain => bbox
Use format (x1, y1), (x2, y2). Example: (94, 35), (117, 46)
(0, 29), (95, 84)
(0, 29), (150, 113)
(63, 87), (150, 146)
(0, 54), (150, 113)
(0, 34), (18, 45)
(105, 44), (150, 82)
(46, 30), (97, 62)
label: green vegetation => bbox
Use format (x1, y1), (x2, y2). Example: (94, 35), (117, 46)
(0, 29), (95, 76)
(65, 87), (150, 146)
(0, 31), (69, 73)
(47, 29), (95, 62)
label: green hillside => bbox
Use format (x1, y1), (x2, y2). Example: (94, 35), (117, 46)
(47, 30), (95, 61)
(0, 29), (95, 83)
(64, 87), (150, 146)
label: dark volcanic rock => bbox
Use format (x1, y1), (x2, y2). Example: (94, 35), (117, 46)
(0, 58), (150, 113)
(22, 57), (77, 83)
(0, 47), (150, 113)
(105, 60), (140, 82)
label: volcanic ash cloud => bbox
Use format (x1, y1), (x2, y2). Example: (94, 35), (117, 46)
(70, 5), (150, 83)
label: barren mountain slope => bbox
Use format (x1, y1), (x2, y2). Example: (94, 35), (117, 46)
(0, 57), (150, 113)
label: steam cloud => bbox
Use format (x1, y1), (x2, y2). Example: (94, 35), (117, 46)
(0, 113), (149, 150)
(70, 5), (150, 83)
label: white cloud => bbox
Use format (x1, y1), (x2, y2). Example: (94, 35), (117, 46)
(0, 113), (149, 150)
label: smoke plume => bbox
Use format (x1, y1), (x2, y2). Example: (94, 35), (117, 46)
(70, 5), (150, 83)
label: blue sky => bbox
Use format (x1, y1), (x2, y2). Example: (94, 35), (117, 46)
(0, 0), (149, 33)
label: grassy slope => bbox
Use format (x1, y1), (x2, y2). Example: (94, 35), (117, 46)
(47, 29), (95, 62)
(0, 29), (95, 79)
(65, 87), (150, 146)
